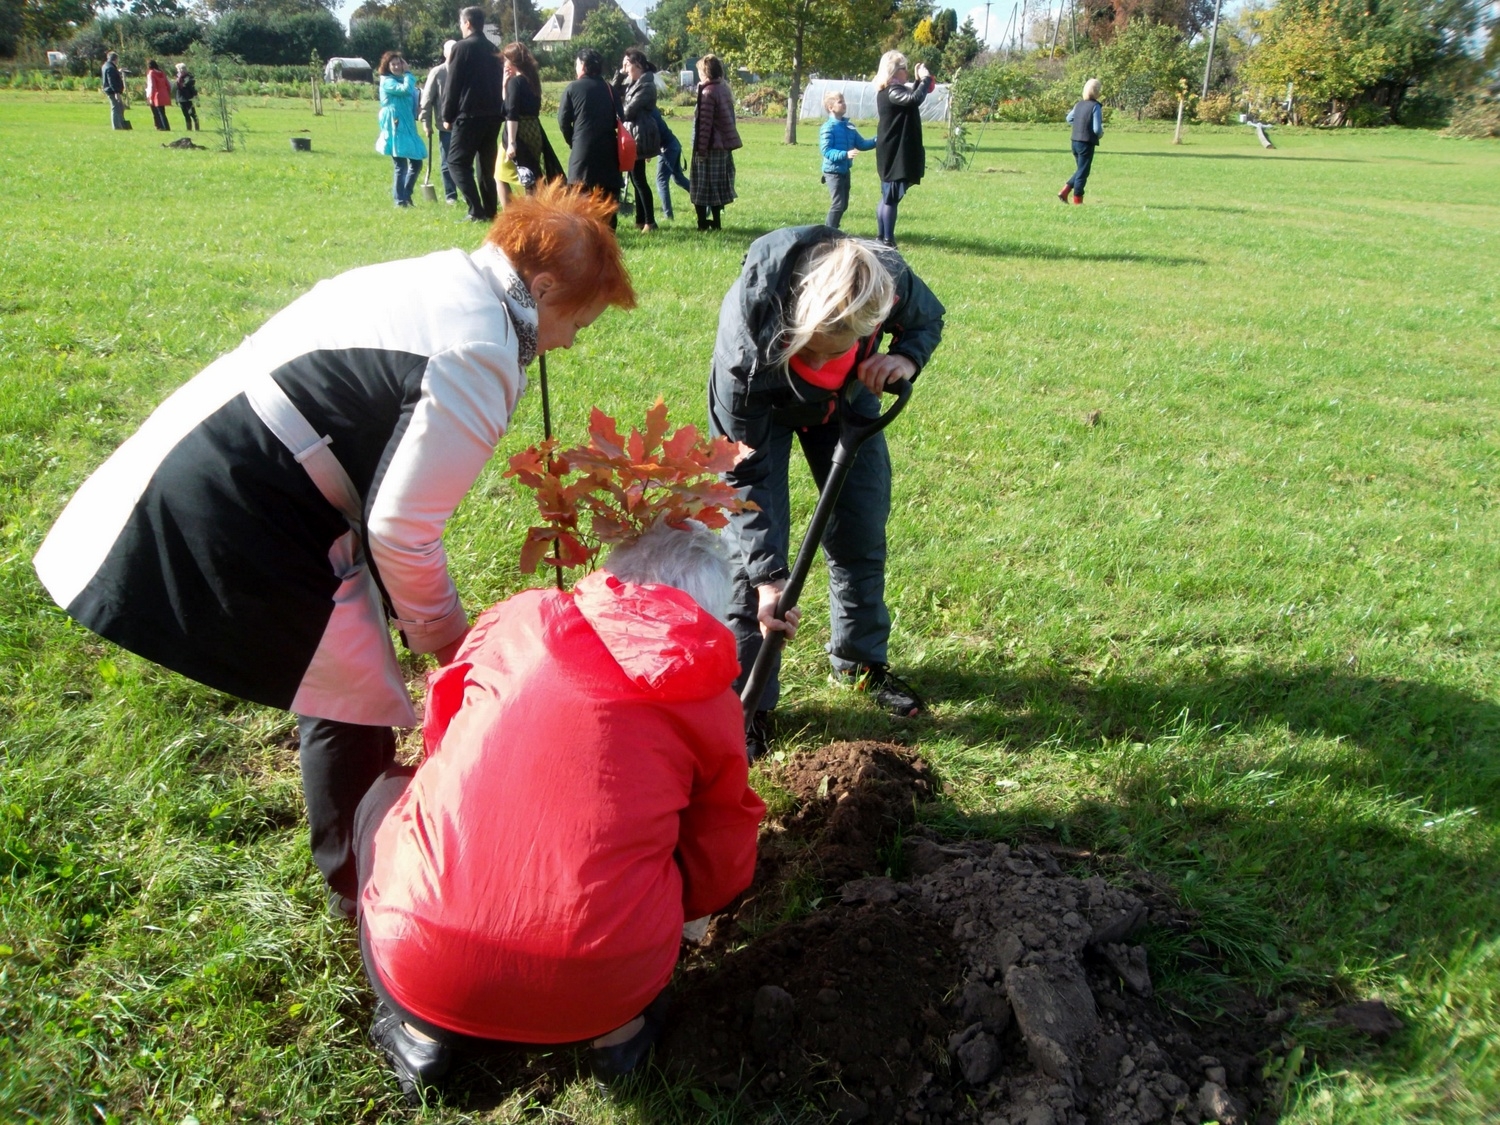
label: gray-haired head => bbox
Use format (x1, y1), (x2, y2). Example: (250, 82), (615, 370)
(601, 521), (733, 623)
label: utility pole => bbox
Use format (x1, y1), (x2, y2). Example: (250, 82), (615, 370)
(1199, 0), (1223, 100)
(1017, 0), (1027, 54)
(1046, 0), (1063, 57)
(983, 1), (992, 44)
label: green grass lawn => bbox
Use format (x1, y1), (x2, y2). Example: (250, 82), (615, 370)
(1, 90), (1497, 1123)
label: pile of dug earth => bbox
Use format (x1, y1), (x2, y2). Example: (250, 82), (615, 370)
(662, 742), (1286, 1125)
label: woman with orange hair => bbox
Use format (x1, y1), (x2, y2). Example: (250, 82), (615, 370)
(34, 184), (634, 917)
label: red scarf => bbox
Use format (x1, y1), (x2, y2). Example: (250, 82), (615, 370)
(788, 344), (858, 390)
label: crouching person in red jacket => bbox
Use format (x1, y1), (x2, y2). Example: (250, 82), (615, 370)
(354, 520), (766, 1098)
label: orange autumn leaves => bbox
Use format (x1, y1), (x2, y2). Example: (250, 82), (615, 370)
(505, 398), (755, 576)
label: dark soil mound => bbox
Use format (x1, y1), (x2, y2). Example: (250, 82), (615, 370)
(664, 743), (1283, 1125)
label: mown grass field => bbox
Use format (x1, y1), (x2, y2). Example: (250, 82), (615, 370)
(0, 90), (1497, 1123)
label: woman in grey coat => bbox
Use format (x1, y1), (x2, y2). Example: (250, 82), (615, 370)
(619, 48), (662, 231)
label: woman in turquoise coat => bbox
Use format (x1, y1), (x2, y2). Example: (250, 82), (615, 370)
(376, 52), (427, 207)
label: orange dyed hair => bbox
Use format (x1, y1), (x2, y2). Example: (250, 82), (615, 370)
(486, 182), (636, 313)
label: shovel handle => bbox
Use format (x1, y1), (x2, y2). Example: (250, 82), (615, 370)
(739, 376), (915, 749)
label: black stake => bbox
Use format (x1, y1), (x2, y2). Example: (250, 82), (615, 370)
(538, 353), (563, 590)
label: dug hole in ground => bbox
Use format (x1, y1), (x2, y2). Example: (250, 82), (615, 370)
(660, 742), (1337, 1125)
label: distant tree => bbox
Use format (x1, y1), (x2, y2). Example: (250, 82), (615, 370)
(573, 2), (641, 67)
(694, 0), (892, 143)
(0, 0), (21, 56)
(1244, 0), (1485, 123)
(17, 0), (96, 43)
(1080, 0), (1214, 44)
(207, 8), (345, 62)
(1095, 18), (1191, 117)
(942, 15), (982, 72)
(645, 0), (709, 69)
(348, 13), (399, 58)
(203, 0), (337, 15)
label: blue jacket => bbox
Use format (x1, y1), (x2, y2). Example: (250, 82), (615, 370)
(819, 115), (876, 175)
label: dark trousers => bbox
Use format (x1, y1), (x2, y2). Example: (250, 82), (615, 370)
(296, 715), (395, 898)
(720, 388), (893, 712)
(694, 205), (722, 230)
(437, 128), (456, 200)
(1067, 140), (1096, 197)
(150, 105), (170, 131)
(180, 99), (198, 130)
(449, 115), (502, 221)
(629, 157), (655, 227)
(824, 172), (851, 228)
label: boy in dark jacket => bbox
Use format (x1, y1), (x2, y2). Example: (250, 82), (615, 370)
(818, 89), (876, 229)
(1060, 78), (1104, 204)
(174, 63), (198, 131)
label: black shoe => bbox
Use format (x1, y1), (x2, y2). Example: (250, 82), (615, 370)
(746, 709), (774, 762)
(328, 890), (356, 921)
(370, 1001), (452, 1102)
(590, 991), (670, 1089)
(834, 663), (925, 717)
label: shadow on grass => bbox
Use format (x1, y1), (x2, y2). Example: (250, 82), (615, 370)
(899, 232), (1207, 265)
(1117, 151), (1368, 163)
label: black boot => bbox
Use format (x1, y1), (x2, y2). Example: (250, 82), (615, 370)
(369, 1001), (452, 1102)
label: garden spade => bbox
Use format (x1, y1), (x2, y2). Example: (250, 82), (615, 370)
(422, 121), (438, 202)
(739, 375), (913, 759)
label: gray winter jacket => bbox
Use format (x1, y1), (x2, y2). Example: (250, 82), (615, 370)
(708, 225), (945, 586)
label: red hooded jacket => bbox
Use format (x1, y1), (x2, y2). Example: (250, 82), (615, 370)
(146, 67), (172, 107)
(361, 571), (765, 1042)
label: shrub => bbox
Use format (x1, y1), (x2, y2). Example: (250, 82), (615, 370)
(1443, 93), (1500, 138)
(207, 11), (345, 67)
(1194, 91), (1239, 124)
(1143, 89), (1180, 119)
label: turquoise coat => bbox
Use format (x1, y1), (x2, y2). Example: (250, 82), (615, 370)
(376, 74), (427, 160)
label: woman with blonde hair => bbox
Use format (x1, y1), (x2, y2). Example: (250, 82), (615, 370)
(1060, 78), (1104, 204)
(689, 53), (741, 230)
(34, 183), (635, 919)
(873, 49), (933, 246)
(708, 227), (946, 758)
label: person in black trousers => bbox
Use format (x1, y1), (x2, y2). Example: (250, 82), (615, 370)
(557, 48), (623, 228)
(174, 64), (199, 131)
(1059, 78), (1104, 205)
(443, 6), (505, 223)
(618, 48), (660, 232)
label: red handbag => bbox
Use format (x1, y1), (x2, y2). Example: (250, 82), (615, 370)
(617, 119), (637, 172)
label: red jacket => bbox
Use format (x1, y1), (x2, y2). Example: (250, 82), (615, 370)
(146, 68), (172, 107)
(361, 571), (764, 1042)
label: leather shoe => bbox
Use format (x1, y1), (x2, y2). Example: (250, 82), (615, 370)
(369, 1001), (452, 1101)
(590, 991), (670, 1089)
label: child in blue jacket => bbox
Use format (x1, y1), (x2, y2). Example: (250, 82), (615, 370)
(818, 90), (876, 229)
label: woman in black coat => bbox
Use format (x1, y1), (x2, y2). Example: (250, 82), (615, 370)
(557, 47), (622, 219)
(619, 48), (661, 232)
(874, 50), (933, 247)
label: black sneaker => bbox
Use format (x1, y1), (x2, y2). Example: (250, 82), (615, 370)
(746, 709), (774, 762)
(835, 663), (925, 717)
(369, 1001), (452, 1102)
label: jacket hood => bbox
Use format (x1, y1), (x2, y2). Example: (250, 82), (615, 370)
(735, 225), (845, 363)
(572, 570), (739, 703)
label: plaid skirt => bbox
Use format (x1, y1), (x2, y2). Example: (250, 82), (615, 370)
(690, 149), (736, 208)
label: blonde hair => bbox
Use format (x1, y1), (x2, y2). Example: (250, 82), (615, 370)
(1082, 78), (1102, 100)
(780, 240), (895, 362)
(697, 53), (723, 82)
(822, 88), (846, 113)
(874, 51), (908, 91)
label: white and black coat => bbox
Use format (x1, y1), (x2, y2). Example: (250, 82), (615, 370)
(35, 245), (534, 727)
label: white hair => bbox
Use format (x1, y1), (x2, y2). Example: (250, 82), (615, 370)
(874, 50), (908, 90)
(443, 39), (457, 60)
(779, 238), (896, 363)
(601, 520), (733, 623)
(1082, 78), (1101, 100)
